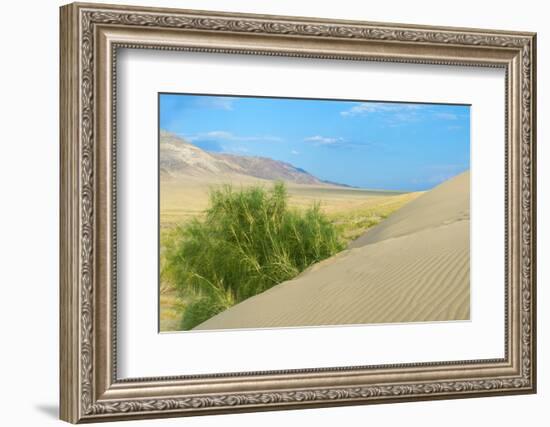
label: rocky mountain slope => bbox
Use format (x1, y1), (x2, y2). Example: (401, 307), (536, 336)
(160, 130), (325, 185)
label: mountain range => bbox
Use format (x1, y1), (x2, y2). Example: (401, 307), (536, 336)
(160, 130), (334, 186)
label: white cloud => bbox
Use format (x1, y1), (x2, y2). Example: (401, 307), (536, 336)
(304, 135), (344, 145)
(340, 102), (422, 117)
(304, 135), (384, 150)
(196, 96), (235, 111)
(187, 131), (282, 143)
(199, 131), (233, 139)
(291, 150), (300, 155)
(434, 112), (458, 120)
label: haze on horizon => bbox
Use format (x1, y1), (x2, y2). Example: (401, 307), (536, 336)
(159, 93), (470, 192)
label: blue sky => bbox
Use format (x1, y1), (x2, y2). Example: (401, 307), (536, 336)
(159, 93), (470, 191)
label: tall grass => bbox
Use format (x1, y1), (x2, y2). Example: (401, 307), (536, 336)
(162, 182), (343, 330)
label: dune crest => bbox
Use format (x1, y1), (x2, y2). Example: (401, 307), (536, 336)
(194, 171), (470, 330)
(349, 171), (470, 248)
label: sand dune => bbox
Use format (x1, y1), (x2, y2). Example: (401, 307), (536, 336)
(194, 171), (470, 330)
(349, 171), (470, 248)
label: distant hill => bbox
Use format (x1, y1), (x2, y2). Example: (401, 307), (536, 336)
(160, 130), (332, 186)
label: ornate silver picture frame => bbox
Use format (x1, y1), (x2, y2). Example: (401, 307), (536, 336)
(60, 2), (536, 423)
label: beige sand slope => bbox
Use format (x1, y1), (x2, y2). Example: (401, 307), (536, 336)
(349, 170), (470, 249)
(194, 171), (470, 330)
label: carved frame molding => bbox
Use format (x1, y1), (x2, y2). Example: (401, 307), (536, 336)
(60, 2), (536, 423)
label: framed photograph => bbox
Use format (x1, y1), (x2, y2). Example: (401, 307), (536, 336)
(60, 2), (537, 423)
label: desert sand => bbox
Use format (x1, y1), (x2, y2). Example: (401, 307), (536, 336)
(194, 171), (470, 330)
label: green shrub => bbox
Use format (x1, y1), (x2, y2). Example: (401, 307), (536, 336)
(162, 182), (343, 330)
